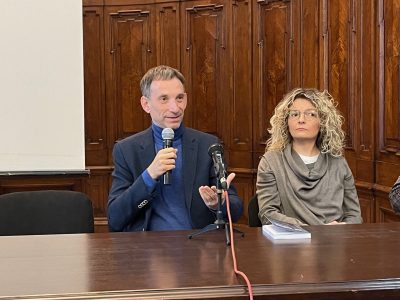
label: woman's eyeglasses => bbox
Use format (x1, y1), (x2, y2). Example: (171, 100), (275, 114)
(288, 109), (319, 120)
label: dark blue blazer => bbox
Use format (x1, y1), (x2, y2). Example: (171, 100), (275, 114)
(108, 126), (243, 231)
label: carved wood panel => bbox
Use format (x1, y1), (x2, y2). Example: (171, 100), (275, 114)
(253, 0), (292, 159)
(83, 7), (108, 166)
(325, 0), (355, 151)
(375, 190), (400, 222)
(349, 0), (375, 187)
(357, 187), (374, 223)
(157, 3), (180, 68)
(229, 0), (252, 169)
(291, 0), (322, 88)
(0, 177), (85, 195)
(324, 0), (376, 193)
(84, 167), (112, 231)
(180, 0), (230, 140)
(356, 0), (375, 162)
(105, 5), (155, 144)
(231, 171), (255, 224)
(376, 0), (400, 187)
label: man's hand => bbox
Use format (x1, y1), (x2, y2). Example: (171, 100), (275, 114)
(147, 148), (177, 180)
(199, 173), (236, 209)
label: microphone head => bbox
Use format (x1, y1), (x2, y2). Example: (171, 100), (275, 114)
(161, 128), (174, 140)
(208, 143), (223, 156)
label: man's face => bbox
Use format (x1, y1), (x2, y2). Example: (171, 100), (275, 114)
(140, 78), (187, 129)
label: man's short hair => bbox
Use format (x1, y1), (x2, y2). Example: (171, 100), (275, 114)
(140, 65), (185, 98)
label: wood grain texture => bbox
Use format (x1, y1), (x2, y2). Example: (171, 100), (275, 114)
(1, 224), (400, 299)
(83, 6), (108, 166)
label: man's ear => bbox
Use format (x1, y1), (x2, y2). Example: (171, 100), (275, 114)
(140, 96), (150, 113)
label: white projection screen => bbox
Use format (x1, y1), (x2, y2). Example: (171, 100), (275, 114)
(0, 0), (85, 173)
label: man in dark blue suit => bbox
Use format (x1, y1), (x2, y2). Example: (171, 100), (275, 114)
(108, 65), (243, 231)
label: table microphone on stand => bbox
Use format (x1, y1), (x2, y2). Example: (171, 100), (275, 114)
(188, 143), (244, 244)
(208, 143), (228, 190)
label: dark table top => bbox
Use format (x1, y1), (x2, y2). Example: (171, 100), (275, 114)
(1, 223), (400, 299)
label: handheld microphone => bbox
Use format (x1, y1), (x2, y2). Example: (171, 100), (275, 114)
(161, 128), (174, 185)
(208, 143), (228, 190)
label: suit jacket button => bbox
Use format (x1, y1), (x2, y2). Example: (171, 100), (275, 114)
(138, 199), (148, 208)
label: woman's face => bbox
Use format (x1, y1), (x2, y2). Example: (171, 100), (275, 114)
(287, 98), (320, 144)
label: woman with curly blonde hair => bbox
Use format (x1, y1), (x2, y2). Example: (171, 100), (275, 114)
(256, 88), (362, 226)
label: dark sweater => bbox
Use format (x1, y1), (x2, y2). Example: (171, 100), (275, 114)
(145, 124), (192, 230)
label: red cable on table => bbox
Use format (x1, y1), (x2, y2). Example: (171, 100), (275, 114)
(225, 191), (254, 300)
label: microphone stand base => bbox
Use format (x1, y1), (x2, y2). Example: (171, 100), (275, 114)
(188, 222), (244, 246)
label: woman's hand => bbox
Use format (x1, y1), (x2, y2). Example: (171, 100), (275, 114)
(325, 220), (346, 225)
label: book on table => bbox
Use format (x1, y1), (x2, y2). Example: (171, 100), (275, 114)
(262, 217), (311, 240)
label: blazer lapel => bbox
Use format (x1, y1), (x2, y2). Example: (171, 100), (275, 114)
(138, 127), (156, 172)
(182, 131), (198, 212)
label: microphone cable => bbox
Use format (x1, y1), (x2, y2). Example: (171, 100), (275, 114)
(225, 191), (254, 300)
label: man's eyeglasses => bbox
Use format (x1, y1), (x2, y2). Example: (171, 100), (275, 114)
(288, 109), (319, 120)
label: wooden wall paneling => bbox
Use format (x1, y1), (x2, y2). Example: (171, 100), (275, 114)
(0, 176), (86, 195)
(357, 183), (374, 223)
(231, 170), (255, 224)
(375, 189), (400, 222)
(83, 6), (108, 166)
(324, 0), (376, 219)
(325, 0), (355, 151)
(156, 2), (180, 68)
(104, 4), (155, 146)
(351, 0), (376, 218)
(84, 0), (104, 5)
(180, 0), (230, 141)
(356, 0), (375, 165)
(304, 0), (323, 88)
(229, 0), (252, 170)
(376, 0), (400, 187)
(252, 0), (294, 164)
(291, 0), (322, 89)
(85, 167), (113, 232)
(376, 161), (400, 189)
(347, 0), (375, 194)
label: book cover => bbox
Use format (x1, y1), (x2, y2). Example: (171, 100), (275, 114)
(262, 218), (311, 240)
